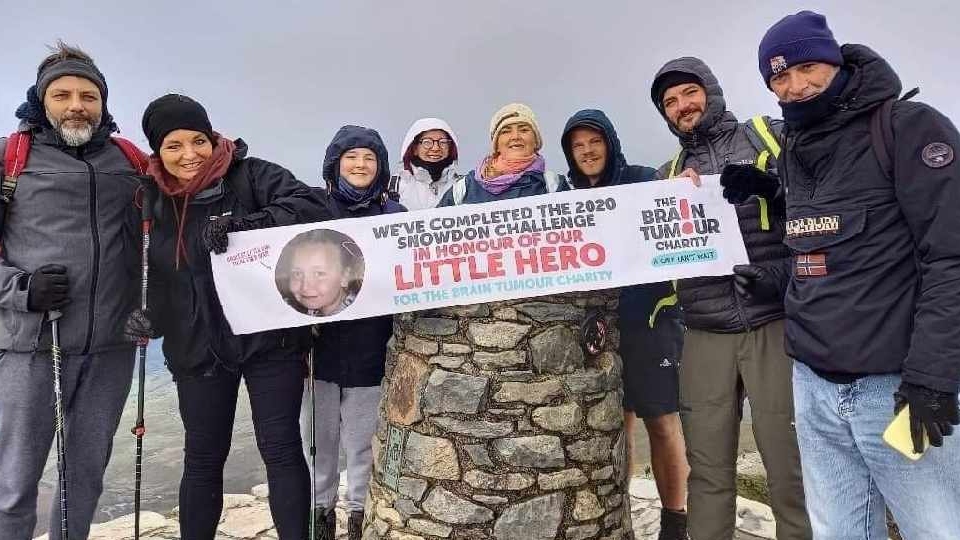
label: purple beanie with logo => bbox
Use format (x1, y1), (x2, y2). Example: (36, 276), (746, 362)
(758, 11), (843, 87)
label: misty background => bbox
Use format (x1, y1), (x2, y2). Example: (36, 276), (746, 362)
(3, 1), (958, 183)
(4, 0), (959, 534)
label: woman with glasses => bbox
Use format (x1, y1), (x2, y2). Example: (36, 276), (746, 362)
(305, 125), (406, 540)
(124, 94), (330, 540)
(388, 117), (462, 210)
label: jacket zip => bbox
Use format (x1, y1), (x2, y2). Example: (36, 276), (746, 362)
(705, 136), (751, 330)
(81, 155), (100, 355)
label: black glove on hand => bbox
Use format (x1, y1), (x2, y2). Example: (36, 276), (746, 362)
(201, 217), (231, 254)
(894, 382), (960, 453)
(26, 264), (70, 312)
(202, 213), (274, 254)
(720, 164), (779, 204)
(124, 308), (158, 342)
(732, 264), (782, 301)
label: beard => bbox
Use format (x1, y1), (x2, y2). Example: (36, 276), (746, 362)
(46, 110), (101, 147)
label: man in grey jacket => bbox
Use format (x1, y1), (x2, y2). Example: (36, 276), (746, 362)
(0, 42), (144, 540)
(650, 57), (811, 540)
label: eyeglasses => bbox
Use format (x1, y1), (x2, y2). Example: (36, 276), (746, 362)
(418, 138), (452, 150)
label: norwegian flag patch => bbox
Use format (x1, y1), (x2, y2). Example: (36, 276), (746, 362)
(796, 253), (827, 277)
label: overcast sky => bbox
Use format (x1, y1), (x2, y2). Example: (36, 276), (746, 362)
(3, 1), (958, 184)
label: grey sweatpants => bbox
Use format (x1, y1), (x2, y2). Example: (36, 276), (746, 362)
(0, 347), (135, 540)
(300, 380), (380, 513)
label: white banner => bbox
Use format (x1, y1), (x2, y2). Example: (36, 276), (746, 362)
(212, 175), (748, 334)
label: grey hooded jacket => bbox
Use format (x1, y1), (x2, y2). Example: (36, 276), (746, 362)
(651, 56), (791, 333)
(0, 124), (141, 354)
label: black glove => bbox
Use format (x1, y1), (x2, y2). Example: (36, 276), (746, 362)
(124, 308), (159, 342)
(720, 164), (779, 205)
(201, 213), (274, 254)
(732, 264), (782, 301)
(201, 217), (231, 254)
(26, 264), (70, 312)
(894, 382), (960, 453)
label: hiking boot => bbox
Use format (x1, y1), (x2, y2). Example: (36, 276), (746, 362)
(348, 510), (364, 540)
(658, 508), (689, 540)
(313, 506), (336, 540)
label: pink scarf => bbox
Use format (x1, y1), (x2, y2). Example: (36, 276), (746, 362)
(477, 153), (545, 195)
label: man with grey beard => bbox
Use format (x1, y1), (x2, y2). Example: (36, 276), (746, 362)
(0, 42), (146, 540)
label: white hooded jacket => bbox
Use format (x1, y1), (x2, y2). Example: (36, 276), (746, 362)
(390, 117), (462, 210)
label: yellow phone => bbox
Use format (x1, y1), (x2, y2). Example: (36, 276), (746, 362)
(883, 405), (928, 460)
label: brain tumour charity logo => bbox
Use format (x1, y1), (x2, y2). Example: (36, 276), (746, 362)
(639, 196), (722, 267)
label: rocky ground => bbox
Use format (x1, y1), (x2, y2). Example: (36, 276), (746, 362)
(34, 475), (777, 540)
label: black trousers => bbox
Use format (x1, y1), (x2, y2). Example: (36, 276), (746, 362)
(175, 351), (309, 540)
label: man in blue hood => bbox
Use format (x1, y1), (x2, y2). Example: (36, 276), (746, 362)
(561, 109), (689, 540)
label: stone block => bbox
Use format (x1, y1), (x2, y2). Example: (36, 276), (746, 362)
(463, 444), (494, 467)
(433, 417), (514, 438)
(515, 301), (586, 322)
(587, 391), (622, 431)
(473, 350), (527, 370)
(421, 486), (494, 524)
(492, 436), (565, 468)
(573, 490), (605, 521)
(402, 432), (460, 480)
(567, 437), (612, 463)
(467, 322), (531, 349)
(422, 370), (489, 415)
(405, 335), (439, 356)
(493, 492), (565, 540)
(532, 403), (583, 434)
(414, 317), (459, 336)
(386, 353), (429, 425)
(537, 468), (588, 490)
(493, 380), (563, 405)
(464, 470), (535, 491)
(530, 326), (584, 374)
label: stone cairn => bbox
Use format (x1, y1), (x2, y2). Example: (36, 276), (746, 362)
(364, 291), (632, 540)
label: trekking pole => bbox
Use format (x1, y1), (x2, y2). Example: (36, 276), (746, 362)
(307, 345), (317, 540)
(131, 183), (154, 540)
(49, 309), (69, 540)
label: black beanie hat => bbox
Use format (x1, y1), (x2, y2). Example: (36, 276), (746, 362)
(651, 71), (704, 112)
(141, 94), (214, 153)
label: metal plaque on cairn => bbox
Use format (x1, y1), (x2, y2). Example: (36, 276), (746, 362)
(365, 290), (633, 540)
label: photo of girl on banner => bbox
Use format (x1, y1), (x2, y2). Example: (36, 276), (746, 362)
(275, 229), (365, 317)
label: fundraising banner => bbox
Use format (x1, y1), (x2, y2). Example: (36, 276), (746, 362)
(212, 175), (748, 334)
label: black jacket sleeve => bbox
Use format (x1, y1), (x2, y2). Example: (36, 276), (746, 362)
(892, 101), (960, 393)
(243, 157), (333, 226)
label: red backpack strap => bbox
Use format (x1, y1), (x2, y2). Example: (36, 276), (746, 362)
(2, 132), (31, 203)
(111, 136), (149, 175)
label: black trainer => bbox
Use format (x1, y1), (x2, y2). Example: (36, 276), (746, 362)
(659, 508), (689, 540)
(348, 510), (364, 540)
(313, 506), (336, 540)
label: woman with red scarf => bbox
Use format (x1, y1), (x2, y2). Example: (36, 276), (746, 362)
(436, 102), (569, 206)
(124, 94), (330, 540)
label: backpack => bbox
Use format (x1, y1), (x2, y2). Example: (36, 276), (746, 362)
(0, 131), (149, 239)
(871, 88), (920, 182)
(449, 170), (572, 205)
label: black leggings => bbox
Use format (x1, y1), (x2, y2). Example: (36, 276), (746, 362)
(175, 351), (308, 540)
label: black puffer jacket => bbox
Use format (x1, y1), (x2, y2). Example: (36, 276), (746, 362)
(782, 45), (960, 393)
(312, 126), (407, 387)
(149, 140), (331, 379)
(652, 57), (791, 333)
